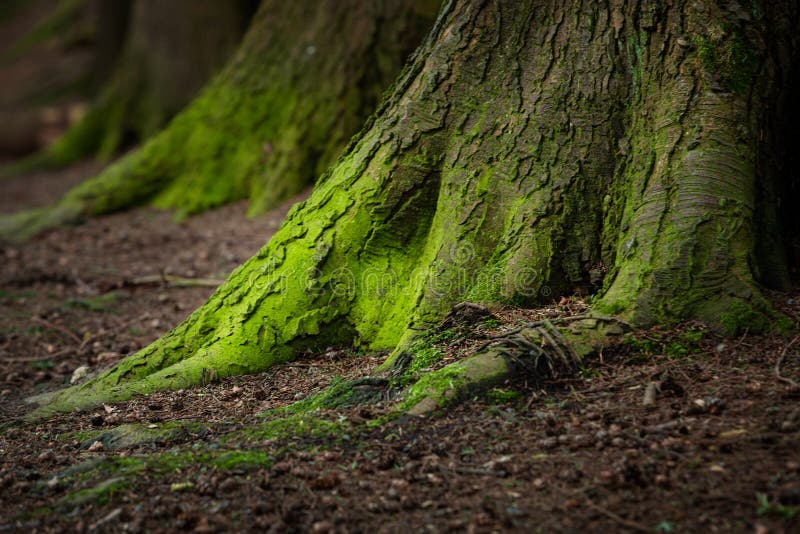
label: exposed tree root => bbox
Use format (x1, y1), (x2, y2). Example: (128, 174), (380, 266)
(254, 312), (630, 419)
(398, 317), (629, 416)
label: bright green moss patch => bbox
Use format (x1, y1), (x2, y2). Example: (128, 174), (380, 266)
(400, 351), (513, 415)
(209, 450), (272, 470)
(239, 413), (350, 443)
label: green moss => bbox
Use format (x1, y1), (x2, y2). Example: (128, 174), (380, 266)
(695, 28), (758, 95)
(22, 0), (784, 419)
(399, 351), (513, 414)
(400, 364), (468, 412)
(482, 317), (502, 330)
(623, 328), (705, 359)
(59, 428), (105, 443)
(4, 0), (87, 60)
(209, 450), (272, 470)
(73, 421), (209, 451)
(62, 291), (122, 313)
(756, 492), (799, 520)
(719, 300), (789, 336)
(62, 476), (129, 507)
(486, 387), (521, 405)
(270, 377), (387, 418)
(407, 346), (444, 374)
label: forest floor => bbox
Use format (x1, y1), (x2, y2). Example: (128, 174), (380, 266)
(1, 162), (799, 533)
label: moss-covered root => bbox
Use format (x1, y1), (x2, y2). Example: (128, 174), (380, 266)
(400, 318), (628, 416)
(74, 421), (209, 451)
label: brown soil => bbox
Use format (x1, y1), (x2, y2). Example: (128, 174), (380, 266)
(1, 159), (799, 533)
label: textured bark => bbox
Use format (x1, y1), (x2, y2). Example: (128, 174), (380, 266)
(42, 0), (254, 165)
(32, 0), (800, 416)
(2, 0), (438, 238)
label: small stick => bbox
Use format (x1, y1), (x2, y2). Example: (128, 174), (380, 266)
(4, 348), (73, 362)
(453, 466), (506, 477)
(31, 316), (82, 345)
(582, 499), (652, 533)
(127, 274), (224, 288)
(775, 334), (800, 390)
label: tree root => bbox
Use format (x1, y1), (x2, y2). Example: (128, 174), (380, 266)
(399, 316), (630, 416)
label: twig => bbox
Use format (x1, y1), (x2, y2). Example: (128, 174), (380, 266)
(126, 274), (224, 288)
(4, 348), (73, 362)
(582, 498), (651, 533)
(31, 316), (82, 344)
(453, 466), (506, 477)
(775, 334), (800, 390)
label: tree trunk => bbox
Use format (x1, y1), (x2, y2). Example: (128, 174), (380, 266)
(43, 0), (255, 165)
(90, 0), (132, 90)
(3, 0), (439, 237)
(32, 0), (800, 415)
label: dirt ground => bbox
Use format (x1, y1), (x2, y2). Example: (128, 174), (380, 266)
(1, 158), (799, 533)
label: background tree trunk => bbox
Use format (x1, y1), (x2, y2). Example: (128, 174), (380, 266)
(32, 0), (800, 415)
(2, 0), (439, 238)
(90, 0), (131, 90)
(43, 0), (256, 165)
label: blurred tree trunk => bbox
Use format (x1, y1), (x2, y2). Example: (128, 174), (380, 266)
(90, 0), (131, 89)
(46, 0), (256, 164)
(4, 0), (439, 238)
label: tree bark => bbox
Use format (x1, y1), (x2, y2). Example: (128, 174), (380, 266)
(31, 0), (800, 416)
